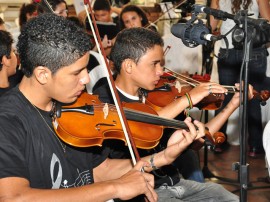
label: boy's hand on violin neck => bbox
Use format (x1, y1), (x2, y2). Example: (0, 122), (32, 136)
(114, 160), (157, 202)
(230, 84), (254, 107)
(163, 118), (205, 164)
(189, 82), (227, 104)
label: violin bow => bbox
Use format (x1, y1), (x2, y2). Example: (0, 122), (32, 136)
(144, 0), (187, 29)
(164, 67), (270, 104)
(34, 0), (54, 13)
(83, 0), (141, 165)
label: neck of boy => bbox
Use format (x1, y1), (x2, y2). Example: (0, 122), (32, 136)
(0, 71), (9, 88)
(115, 76), (139, 97)
(19, 76), (53, 112)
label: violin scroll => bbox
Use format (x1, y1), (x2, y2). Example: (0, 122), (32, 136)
(212, 132), (226, 144)
(253, 90), (270, 106)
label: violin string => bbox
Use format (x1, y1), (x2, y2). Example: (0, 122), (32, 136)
(92, 103), (187, 129)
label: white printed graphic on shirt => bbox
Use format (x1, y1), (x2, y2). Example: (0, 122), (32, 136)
(50, 153), (92, 189)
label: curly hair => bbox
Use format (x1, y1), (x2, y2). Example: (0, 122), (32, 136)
(110, 27), (163, 74)
(0, 30), (13, 71)
(17, 13), (92, 77)
(119, 5), (149, 30)
(232, 0), (252, 14)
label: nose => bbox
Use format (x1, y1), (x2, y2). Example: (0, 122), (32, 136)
(156, 65), (164, 76)
(79, 69), (90, 85)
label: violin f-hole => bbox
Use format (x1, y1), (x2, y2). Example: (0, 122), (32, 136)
(96, 120), (117, 131)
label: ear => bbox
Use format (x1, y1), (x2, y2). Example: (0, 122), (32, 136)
(122, 59), (134, 74)
(33, 66), (50, 85)
(1, 55), (10, 68)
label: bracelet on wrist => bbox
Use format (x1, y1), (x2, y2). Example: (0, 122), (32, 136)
(150, 153), (159, 170)
(184, 92), (193, 117)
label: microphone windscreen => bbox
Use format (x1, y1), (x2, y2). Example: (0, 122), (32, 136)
(171, 23), (187, 39)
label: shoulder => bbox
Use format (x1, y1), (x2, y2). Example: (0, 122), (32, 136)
(0, 87), (33, 131)
(93, 80), (114, 103)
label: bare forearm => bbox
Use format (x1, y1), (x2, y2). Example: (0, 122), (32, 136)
(205, 100), (237, 134)
(157, 97), (189, 119)
(0, 178), (118, 202)
(258, 0), (270, 21)
(94, 158), (133, 182)
(210, 0), (220, 31)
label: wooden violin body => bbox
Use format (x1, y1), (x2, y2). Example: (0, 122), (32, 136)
(53, 93), (225, 149)
(53, 93), (163, 149)
(146, 75), (225, 110)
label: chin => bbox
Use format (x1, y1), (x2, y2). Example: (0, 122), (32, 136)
(58, 97), (78, 105)
(148, 85), (156, 91)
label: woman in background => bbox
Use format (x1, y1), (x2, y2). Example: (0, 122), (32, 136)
(119, 4), (158, 32)
(210, 0), (270, 156)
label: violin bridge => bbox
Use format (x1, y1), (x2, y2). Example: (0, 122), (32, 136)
(103, 103), (109, 119)
(175, 80), (182, 93)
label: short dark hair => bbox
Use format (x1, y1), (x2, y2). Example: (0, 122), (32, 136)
(17, 13), (92, 77)
(110, 27), (164, 74)
(19, 3), (38, 30)
(119, 5), (149, 30)
(0, 30), (13, 71)
(93, 0), (111, 11)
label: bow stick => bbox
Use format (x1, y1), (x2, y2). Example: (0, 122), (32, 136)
(83, 0), (140, 165)
(145, 0), (187, 29)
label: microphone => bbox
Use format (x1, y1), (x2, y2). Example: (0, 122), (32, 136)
(193, 4), (233, 21)
(193, 4), (270, 30)
(171, 20), (219, 47)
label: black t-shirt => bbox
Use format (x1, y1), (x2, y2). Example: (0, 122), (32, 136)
(0, 87), (11, 97)
(0, 87), (109, 189)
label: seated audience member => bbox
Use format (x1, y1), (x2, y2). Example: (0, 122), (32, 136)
(0, 14), (239, 202)
(0, 30), (17, 96)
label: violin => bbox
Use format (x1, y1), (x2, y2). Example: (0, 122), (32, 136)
(52, 92), (225, 149)
(146, 73), (224, 110)
(146, 68), (270, 110)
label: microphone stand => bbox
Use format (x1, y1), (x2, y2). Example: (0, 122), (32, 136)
(237, 17), (252, 202)
(200, 9), (270, 201)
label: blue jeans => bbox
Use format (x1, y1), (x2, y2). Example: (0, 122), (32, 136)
(173, 149), (204, 183)
(215, 47), (268, 149)
(156, 179), (239, 201)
